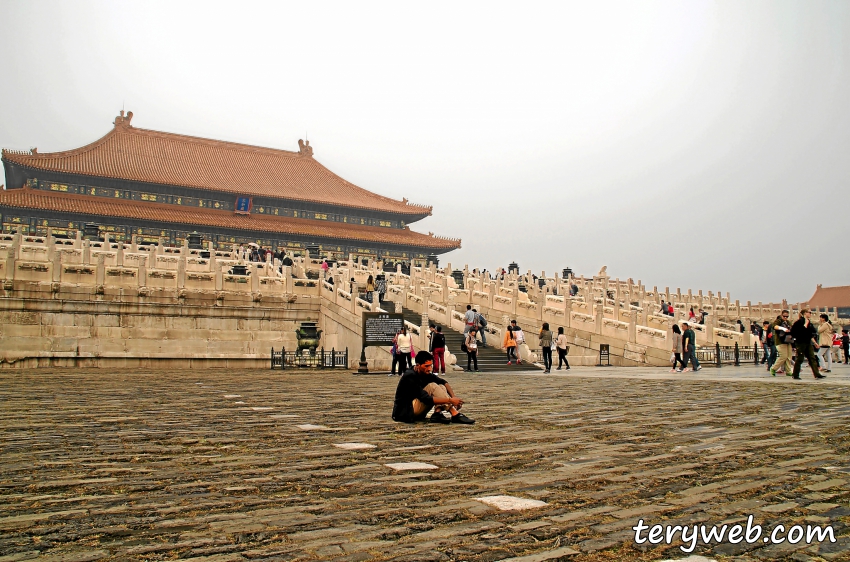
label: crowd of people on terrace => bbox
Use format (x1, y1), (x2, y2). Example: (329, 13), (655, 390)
(670, 308), (849, 378)
(258, 251), (849, 380)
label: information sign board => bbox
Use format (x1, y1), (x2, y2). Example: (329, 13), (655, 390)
(362, 312), (405, 347)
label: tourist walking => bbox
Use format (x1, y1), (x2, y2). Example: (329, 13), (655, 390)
(842, 329), (849, 364)
(770, 311), (793, 376)
(463, 305), (476, 335)
(670, 324), (685, 372)
(761, 320), (776, 369)
(321, 259), (329, 278)
(431, 326), (446, 374)
(681, 322), (701, 372)
(791, 309), (825, 379)
(395, 326), (413, 374)
(668, 302), (674, 317)
(465, 328), (480, 372)
(375, 274), (387, 304)
(539, 323), (553, 373)
(689, 307), (696, 321)
(512, 323), (525, 364)
(660, 300), (667, 316)
(365, 275), (375, 303)
(817, 314), (834, 373)
(555, 327), (570, 370)
(475, 309), (487, 346)
(390, 329), (403, 376)
(503, 326), (518, 364)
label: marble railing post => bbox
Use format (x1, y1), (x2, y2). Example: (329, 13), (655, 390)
(209, 247), (217, 273)
(283, 266), (293, 293)
(595, 304), (603, 334)
(511, 286), (518, 316)
(116, 241), (124, 267)
(563, 297), (572, 328)
(251, 264), (260, 292)
(51, 249), (62, 283)
(46, 229), (55, 262)
(74, 230), (82, 250)
(614, 277), (620, 306)
(138, 255), (148, 288)
(706, 312), (715, 344)
(82, 239), (91, 265)
(177, 255), (186, 289)
(4, 246), (15, 281)
(214, 261), (224, 291)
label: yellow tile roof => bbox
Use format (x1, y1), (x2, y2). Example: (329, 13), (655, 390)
(2, 111), (433, 217)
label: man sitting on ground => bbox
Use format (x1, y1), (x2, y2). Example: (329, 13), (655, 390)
(392, 351), (475, 424)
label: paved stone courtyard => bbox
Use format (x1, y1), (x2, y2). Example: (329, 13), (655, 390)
(1, 364), (849, 562)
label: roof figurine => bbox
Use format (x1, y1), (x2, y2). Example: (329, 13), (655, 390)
(113, 110), (133, 128)
(297, 139), (313, 157)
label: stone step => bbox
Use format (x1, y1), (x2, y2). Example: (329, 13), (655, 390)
(400, 307), (541, 372)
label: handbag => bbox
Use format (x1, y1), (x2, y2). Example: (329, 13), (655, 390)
(461, 341), (468, 353)
(670, 352), (676, 364)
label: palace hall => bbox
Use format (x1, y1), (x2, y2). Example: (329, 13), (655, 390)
(1, 111), (460, 262)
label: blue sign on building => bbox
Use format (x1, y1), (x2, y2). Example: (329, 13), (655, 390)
(235, 196), (252, 214)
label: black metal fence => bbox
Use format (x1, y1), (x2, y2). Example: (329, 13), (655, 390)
(270, 347), (348, 370)
(694, 342), (761, 367)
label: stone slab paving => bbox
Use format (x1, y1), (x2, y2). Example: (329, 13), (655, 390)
(0, 364), (849, 561)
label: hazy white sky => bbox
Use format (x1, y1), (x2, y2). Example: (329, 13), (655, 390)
(1, 0), (847, 304)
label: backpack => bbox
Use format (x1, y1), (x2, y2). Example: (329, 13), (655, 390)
(477, 314), (487, 328)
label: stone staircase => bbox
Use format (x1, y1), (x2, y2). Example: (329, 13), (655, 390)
(400, 307), (541, 372)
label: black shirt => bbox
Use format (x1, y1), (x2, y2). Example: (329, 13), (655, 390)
(790, 318), (816, 347)
(391, 369), (447, 423)
(431, 332), (446, 350)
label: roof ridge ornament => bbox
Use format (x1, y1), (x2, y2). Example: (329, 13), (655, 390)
(114, 110), (134, 128)
(298, 139), (313, 157)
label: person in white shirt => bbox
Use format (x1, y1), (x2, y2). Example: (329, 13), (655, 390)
(394, 326), (413, 374)
(555, 326), (570, 370)
(463, 305), (476, 335)
(510, 320), (525, 365)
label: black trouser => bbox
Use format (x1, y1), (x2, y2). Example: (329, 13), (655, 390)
(542, 347), (552, 370)
(673, 352), (685, 369)
(557, 347), (570, 369)
(844, 345), (849, 363)
(466, 351), (478, 371)
(393, 352), (411, 374)
(682, 345), (700, 369)
(792, 343), (820, 378)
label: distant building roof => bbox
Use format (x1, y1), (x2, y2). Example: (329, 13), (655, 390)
(807, 284), (850, 308)
(2, 111), (432, 218)
(0, 187), (460, 251)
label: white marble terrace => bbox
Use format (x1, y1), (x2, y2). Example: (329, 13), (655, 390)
(0, 231), (835, 367)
